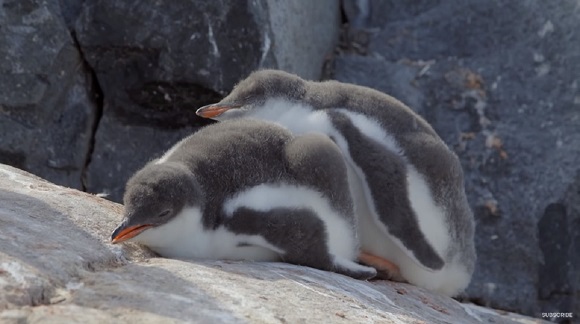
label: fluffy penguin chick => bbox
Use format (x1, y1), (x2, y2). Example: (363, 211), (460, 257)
(196, 69), (476, 296)
(111, 119), (376, 280)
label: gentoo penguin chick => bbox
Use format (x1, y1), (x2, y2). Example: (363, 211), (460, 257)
(196, 70), (476, 296)
(111, 119), (377, 280)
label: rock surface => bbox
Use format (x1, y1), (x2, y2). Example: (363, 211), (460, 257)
(334, 0), (580, 319)
(267, 0), (341, 81)
(0, 0), (97, 189)
(0, 164), (546, 323)
(1, 0), (340, 202)
(71, 0), (340, 201)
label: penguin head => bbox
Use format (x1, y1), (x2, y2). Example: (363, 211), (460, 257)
(111, 162), (202, 244)
(196, 69), (307, 121)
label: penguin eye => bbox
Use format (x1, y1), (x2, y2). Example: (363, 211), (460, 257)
(158, 209), (171, 218)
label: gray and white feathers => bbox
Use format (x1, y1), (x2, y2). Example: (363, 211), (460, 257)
(196, 69), (476, 296)
(112, 119), (376, 280)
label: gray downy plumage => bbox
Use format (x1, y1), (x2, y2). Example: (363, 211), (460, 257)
(196, 69), (476, 296)
(112, 118), (377, 280)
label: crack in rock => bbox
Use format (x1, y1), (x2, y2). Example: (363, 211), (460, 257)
(69, 31), (104, 192)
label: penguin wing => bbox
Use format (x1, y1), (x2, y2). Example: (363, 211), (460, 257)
(326, 110), (445, 271)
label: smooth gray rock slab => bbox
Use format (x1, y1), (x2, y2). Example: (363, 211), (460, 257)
(266, 0), (341, 81)
(0, 164), (545, 323)
(0, 0), (96, 189)
(336, 0), (580, 318)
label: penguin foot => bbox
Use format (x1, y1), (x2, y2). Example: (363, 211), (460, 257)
(358, 251), (406, 282)
(332, 256), (377, 280)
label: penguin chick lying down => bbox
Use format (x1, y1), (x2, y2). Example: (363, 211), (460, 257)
(196, 69), (476, 297)
(111, 119), (377, 280)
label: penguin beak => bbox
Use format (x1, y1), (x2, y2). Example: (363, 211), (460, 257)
(111, 223), (153, 244)
(196, 103), (241, 118)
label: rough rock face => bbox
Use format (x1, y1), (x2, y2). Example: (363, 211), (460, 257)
(72, 0), (340, 201)
(0, 0), (97, 189)
(336, 0), (580, 319)
(1, 0), (340, 201)
(0, 164), (547, 323)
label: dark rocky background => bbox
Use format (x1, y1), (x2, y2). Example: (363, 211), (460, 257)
(1, 0), (578, 321)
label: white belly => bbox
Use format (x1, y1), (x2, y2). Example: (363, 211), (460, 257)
(129, 207), (282, 262)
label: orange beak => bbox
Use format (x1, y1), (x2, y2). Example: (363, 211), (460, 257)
(196, 103), (241, 118)
(111, 224), (153, 244)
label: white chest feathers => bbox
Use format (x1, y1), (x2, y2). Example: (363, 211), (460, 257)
(128, 206), (280, 262)
(127, 183), (359, 263)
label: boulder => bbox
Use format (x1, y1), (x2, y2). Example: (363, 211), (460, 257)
(0, 0), (97, 190)
(0, 164), (547, 323)
(334, 0), (580, 318)
(70, 0), (340, 201)
(1, 0), (341, 202)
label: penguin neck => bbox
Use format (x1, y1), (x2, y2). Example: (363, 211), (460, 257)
(248, 98), (326, 135)
(131, 204), (208, 258)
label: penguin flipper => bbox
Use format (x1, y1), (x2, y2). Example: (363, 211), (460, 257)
(225, 206), (362, 277)
(326, 110), (445, 271)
